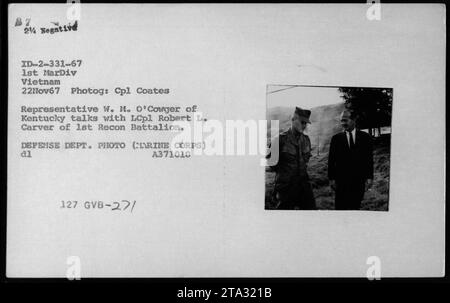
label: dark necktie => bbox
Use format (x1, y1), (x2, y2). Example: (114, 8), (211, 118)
(348, 131), (355, 150)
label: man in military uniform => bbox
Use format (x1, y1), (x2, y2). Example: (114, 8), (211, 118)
(268, 107), (316, 210)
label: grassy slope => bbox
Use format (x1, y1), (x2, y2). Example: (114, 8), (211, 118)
(265, 134), (390, 211)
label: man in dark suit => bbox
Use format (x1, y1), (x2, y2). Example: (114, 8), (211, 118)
(328, 110), (374, 210)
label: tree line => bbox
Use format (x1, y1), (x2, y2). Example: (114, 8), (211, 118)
(338, 87), (393, 137)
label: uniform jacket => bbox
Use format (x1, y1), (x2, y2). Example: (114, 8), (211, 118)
(269, 128), (312, 191)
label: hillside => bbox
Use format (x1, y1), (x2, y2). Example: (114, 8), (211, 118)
(267, 102), (346, 155)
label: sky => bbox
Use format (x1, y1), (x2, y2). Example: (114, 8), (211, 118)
(267, 85), (344, 109)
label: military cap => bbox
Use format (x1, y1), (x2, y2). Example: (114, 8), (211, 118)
(294, 107), (311, 123)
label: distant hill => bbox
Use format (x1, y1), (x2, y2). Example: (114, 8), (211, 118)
(267, 102), (346, 154)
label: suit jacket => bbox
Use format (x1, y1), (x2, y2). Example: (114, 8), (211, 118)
(328, 130), (374, 182)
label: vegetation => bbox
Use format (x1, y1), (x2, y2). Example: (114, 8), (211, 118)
(338, 87), (393, 137)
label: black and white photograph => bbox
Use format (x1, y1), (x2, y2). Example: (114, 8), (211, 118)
(266, 85), (392, 211)
(3, 2), (445, 286)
